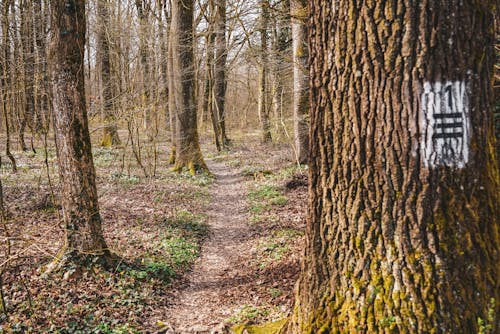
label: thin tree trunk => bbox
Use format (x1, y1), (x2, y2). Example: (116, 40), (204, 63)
(1, 0), (17, 172)
(204, 4), (221, 152)
(98, 0), (120, 147)
(285, 1), (499, 333)
(258, 0), (272, 143)
(214, 0), (229, 148)
(167, 3), (177, 165)
(135, 0), (151, 131)
(290, 0), (308, 163)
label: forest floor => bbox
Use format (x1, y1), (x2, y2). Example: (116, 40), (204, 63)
(0, 131), (307, 333)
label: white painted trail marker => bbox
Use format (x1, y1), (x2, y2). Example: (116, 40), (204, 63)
(420, 81), (470, 168)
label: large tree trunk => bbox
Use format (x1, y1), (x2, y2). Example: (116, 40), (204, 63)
(213, 0), (229, 148)
(258, 0), (272, 143)
(290, 0), (308, 164)
(48, 0), (112, 267)
(97, 0), (120, 147)
(285, 1), (499, 333)
(171, 0), (207, 174)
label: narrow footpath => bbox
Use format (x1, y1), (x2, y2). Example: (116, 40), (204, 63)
(163, 160), (251, 333)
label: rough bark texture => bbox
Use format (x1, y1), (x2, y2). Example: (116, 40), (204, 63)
(49, 0), (110, 261)
(290, 0), (308, 164)
(286, 1), (499, 333)
(98, 0), (120, 147)
(258, 0), (272, 143)
(171, 0), (207, 174)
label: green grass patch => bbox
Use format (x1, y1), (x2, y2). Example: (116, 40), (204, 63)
(257, 229), (303, 269)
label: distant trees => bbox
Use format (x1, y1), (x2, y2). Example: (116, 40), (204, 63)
(48, 0), (112, 267)
(285, 1), (499, 333)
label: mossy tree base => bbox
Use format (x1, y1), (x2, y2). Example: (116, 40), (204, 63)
(172, 158), (209, 176)
(232, 319), (287, 334)
(168, 146), (176, 165)
(100, 125), (121, 147)
(43, 246), (119, 277)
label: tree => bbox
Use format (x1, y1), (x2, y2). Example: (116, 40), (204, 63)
(48, 0), (112, 267)
(97, 0), (120, 147)
(135, 0), (152, 131)
(290, 0), (308, 163)
(258, 0), (272, 143)
(284, 1), (499, 333)
(171, 0), (208, 174)
(213, 0), (230, 148)
(0, 0), (17, 172)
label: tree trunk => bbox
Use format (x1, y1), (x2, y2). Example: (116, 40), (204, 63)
(258, 0), (272, 143)
(290, 0), (308, 164)
(135, 0), (151, 132)
(171, 0), (207, 174)
(1, 0), (17, 172)
(167, 10), (177, 165)
(270, 0), (290, 137)
(214, 0), (229, 148)
(97, 0), (120, 147)
(285, 1), (499, 333)
(48, 0), (112, 267)
(21, 0), (37, 141)
(33, 0), (50, 133)
(158, 0), (170, 147)
(206, 28), (221, 152)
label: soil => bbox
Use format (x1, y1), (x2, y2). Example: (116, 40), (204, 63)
(0, 135), (307, 333)
(161, 160), (251, 333)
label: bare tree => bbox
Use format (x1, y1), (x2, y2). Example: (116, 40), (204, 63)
(48, 0), (113, 268)
(171, 0), (208, 174)
(290, 0), (308, 163)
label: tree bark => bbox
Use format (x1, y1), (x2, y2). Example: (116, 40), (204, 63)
(258, 0), (272, 143)
(214, 0), (229, 148)
(167, 7), (177, 165)
(171, 0), (208, 174)
(1, 0), (17, 172)
(135, 0), (151, 131)
(97, 0), (120, 147)
(285, 1), (499, 333)
(290, 0), (308, 164)
(48, 0), (112, 266)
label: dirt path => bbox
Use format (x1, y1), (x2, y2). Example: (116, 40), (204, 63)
(163, 160), (251, 333)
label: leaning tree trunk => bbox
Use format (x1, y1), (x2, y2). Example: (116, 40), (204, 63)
(171, 0), (208, 174)
(48, 0), (112, 267)
(285, 1), (499, 333)
(290, 0), (308, 164)
(258, 0), (272, 143)
(97, 0), (120, 147)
